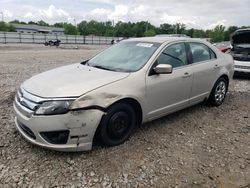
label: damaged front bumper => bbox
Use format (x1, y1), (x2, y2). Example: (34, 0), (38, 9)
(13, 101), (104, 152)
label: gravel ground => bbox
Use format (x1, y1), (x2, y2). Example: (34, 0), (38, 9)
(0, 44), (249, 188)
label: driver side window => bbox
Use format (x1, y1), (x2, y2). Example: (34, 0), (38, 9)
(156, 43), (188, 68)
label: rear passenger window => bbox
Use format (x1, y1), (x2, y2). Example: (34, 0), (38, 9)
(189, 43), (216, 63)
(210, 49), (217, 59)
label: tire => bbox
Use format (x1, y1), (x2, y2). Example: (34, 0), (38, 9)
(208, 77), (228, 106)
(97, 102), (136, 146)
(44, 42), (48, 46)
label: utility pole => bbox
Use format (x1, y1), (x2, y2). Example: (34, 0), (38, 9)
(0, 11), (4, 22)
(73, 18), (77, 34)
(73, 19), (77, 27)
(112, 20), (115, 38)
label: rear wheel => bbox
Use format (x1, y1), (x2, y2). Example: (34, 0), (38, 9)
(97, 102), (136, 146)
(208, 77), (228, 106)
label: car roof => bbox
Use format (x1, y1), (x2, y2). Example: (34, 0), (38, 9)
(125, 37), (209, 44)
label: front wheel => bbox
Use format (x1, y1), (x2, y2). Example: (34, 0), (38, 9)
(208, 77), (228, 106)
(97, 102), (136, 146)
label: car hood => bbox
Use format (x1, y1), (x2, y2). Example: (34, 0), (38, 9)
(22, 63), (130, 98)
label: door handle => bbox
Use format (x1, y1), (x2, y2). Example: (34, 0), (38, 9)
(214, 64), (219, 69)
(182, 72), (191, 78)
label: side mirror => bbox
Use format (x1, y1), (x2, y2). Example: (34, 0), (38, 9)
(153, 64), (173, 74)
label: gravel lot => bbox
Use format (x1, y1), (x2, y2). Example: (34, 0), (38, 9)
(0, 44), (249, 188)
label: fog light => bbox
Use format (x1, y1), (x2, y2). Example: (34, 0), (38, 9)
(40, 130), (69, 144)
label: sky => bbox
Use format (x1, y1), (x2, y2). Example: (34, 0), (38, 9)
(1, 0), (250, 29)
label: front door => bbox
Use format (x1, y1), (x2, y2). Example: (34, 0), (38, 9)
(146, 42), (193, 120)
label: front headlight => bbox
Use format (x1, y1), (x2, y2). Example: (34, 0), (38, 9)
(35, 100), (73, 115)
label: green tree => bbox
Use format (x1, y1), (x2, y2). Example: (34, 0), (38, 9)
(9, 19), (21, 24)
(64, 23), (78, 35)
(209, 25), (225, 43)
(53, 22), (64, 28)
(159, 23), (175, 34)
(175, 23), (186, 34)
(28, 21), (37, 25)
(37, 20), (50, 26)
(0, 22), (16, 32)
(8, 24), (15, 32)
(192, 29), (207, 38)
(144, 29), (156, 36)
(224, 26), (238, 41)
(0, 21), (8, 31)
(77, 21), (89, 35)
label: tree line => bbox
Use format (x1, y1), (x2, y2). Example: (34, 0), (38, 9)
(0, 19), (249, 43)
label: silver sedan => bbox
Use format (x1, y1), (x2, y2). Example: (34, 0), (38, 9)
(14, 37), (234, 151)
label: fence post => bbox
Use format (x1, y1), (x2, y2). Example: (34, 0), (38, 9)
(105, 36), (107, 44)
(56, 33), (58, 40)
(83, 35), (85, 44)
(99, 36), (101, 45)
(44, 34), (46, 44)
(75, 35), (77, 44)
(32, 33), (35, 43)
(3, 32), (6, 44)
(92, 35), (93, 45)
(66, 35), (68, 44)
(19, 33), (22, 43)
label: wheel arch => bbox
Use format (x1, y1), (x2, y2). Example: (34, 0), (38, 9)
(207, 73), (230, 101)
(217, 74), (229, 92)
(106, 97), (143, 126)
(93, 97), (143, 145)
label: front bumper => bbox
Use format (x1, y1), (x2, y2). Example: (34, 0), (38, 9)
(234, 60), (250, 74)
(14, 101), (104, 152)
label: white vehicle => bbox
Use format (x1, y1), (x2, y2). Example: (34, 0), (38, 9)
(14, 37), (234, 152)
(231, 28), (250, 75)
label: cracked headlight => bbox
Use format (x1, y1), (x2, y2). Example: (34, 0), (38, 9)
(35, 100), (74, 115)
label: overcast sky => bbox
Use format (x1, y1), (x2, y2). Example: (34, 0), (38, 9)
(1, 0), (250, 29)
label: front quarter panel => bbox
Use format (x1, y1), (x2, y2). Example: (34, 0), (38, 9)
(70, 72), (147, 120)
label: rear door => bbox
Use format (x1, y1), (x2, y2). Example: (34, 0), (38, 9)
(146, 42), (193, 120)
(187, 42), (220, 103)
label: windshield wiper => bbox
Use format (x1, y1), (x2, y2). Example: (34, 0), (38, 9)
(80, 60), (90, 66)
(91, 65), (117, 71)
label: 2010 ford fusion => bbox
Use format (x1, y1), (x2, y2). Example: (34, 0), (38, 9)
(14, 37), (234, 151)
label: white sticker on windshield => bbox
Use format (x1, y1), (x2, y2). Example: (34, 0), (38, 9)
(136, 43), (153, 48)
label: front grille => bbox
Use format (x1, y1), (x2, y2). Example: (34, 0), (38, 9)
(233, 56), (250, 61)
(15, 88), (42, 117)
(16, 89), (40, 111)
(14, 97), (33, 118)
(17, 120), (36, 140)
(235, 65), (250, 69)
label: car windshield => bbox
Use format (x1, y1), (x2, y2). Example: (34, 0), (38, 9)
(87, 41), (160, 72)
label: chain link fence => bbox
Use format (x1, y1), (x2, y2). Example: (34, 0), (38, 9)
(0, 32), (122, 45)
